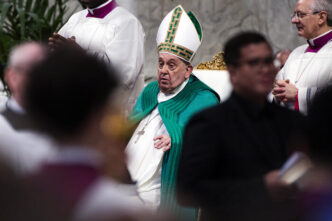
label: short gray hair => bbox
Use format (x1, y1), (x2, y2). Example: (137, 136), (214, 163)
(310, 0), (332, 26)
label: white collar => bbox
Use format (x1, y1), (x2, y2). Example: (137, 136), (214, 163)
(88, 0), (112, 15)
(7, 97), (25, 114)
(157, 77), (189, 103)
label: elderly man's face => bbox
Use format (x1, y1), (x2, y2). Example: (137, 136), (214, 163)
(292, 0), (321, 39)
(79, 0), (107, 8)
(5, 43), (45, 106)
(157, 53), (192, 94)
(229, 42), (277, 99)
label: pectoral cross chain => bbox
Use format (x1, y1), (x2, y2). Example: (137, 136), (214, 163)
(133, 112), (158, 144)
(134, 129), (145, 144)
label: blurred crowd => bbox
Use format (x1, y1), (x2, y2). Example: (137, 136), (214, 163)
(1, 0), (332, 221)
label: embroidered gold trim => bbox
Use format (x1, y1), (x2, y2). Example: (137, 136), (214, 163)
(165, 7), (183, 43)
(158, 43), (194, 61)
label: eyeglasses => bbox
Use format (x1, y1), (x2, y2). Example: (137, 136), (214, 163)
(239, 56), (274, 69)
(291, 11), (320, 20)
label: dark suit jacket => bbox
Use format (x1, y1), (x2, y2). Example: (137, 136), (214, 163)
(177, 92), (304, 221)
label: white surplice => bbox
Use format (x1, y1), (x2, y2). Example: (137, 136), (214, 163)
(0, 80), (7, 112)
(126, 79), (189, 209)
(276, 34), (332, 114)
(0, 98), (56, 175)
(58, 1), (145, 113)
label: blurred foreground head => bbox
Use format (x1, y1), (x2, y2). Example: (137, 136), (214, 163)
(5, 42), (47, 106)
(224, 32), (276, 102)
(24, 46), (119, 140)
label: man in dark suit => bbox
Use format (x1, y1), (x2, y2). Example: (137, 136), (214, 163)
(177, 32), (303, 221)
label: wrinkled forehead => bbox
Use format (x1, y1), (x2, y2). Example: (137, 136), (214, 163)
(158, 52), (184, 63)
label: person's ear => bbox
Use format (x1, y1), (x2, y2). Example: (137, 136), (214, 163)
(318, 11), (328, 26)
(185, 65), (193, 79)
(227, 65), (238, 84)
(4, 68), (15, 90)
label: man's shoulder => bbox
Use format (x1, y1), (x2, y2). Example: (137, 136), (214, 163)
(68, 9), (88, 20)
(291, 44), (308, 55)
(190, 98), (231, 121)
(113, 6), (136, 18)
(189, 89), (219, 109)
(142, 81), (159, 93)
(108, 6), (142, 25)
(319, 40), (332, 54)
(194, 89), (219, 98)
(61, 9), (87, 27)
(188, 76), (220, 100)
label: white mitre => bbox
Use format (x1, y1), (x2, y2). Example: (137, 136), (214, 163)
(156, 5), (203, 62)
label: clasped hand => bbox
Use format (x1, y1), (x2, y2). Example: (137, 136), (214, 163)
(48, 32), (81, 49)
(272, 79), (298, 103)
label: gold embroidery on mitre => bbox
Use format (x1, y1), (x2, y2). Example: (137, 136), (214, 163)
(165, 7), (183, 43)
(158, 6), (194, 61)
(158, 42), (193, 61)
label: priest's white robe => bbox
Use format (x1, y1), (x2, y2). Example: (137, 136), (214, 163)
(0, 99), (56, 174)
(276, 41), (332, 114)
(58, 1), (145, 113)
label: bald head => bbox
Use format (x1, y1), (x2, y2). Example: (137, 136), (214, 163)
(5, 42), (47, 106)
(8, 42), (46, 70)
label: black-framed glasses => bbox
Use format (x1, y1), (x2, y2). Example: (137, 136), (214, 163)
(240, 56), (275, 69)
(291, 11), (320, 20)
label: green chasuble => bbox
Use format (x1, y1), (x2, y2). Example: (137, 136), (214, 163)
(129, 75), (219, 219)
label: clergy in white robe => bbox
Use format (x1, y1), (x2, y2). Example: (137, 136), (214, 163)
(55, 0), (145, 114)
(0, 98), (56, 174)
(0, 42), (56, 175)
(126, 79), (188, 209)
(125, 5), (220, 220)
(273, 0), (332, 114)
(275, 31), (332, 114)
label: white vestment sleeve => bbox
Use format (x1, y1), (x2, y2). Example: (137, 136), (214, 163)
(298, 87), (311, 114)
(104, 17), (145, 89)
(270, 67), (286, 103)
(276, 66), (286, 80)
(58, 12), (81, 37)
(57, 22), (67, 37)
